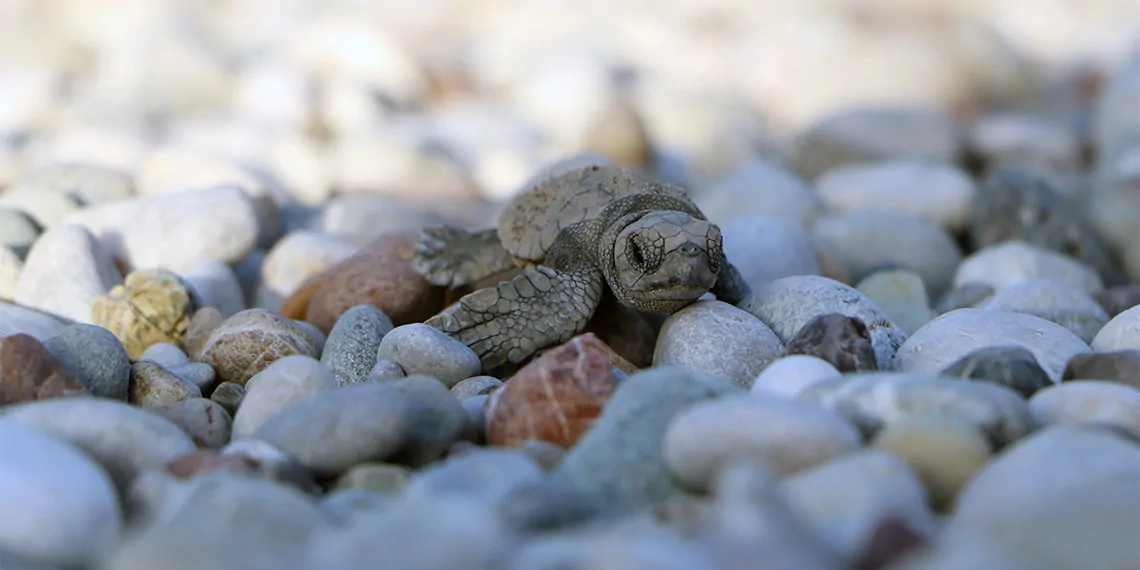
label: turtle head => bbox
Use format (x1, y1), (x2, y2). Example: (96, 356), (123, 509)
(611, 210), (723, 313)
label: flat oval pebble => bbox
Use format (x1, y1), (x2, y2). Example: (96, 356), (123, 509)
(334, 463), (412, 495)
(953, 240), (1104, 295)
(376, 323), (481, 387)
(940, 345), (1053, 398)
(1091, 305), (1140, 352)
(750, 355), (842, 398)
(41, 323), (131, 400)
(719, 217), (821, 289)
(138, 342), (190, 368)
(653, 300), (786, 388)
(0, 422), (121, 567)
(196, 308), (318, 386)
(179, 258), (246, 318)
(129, 360), (202, 407)
(0, 398), (196, 494)
(1028, 381), (1140, 438)
(320, 304), (393, 386)
(800, 372), (1036, 447)
(898, 308), (1090, 382)
(663, 393), (861, 491)
(15, 223), (122, 324)
(147, 397), (233, 449)
(785, 313), (880, 372)
(740, 275), (907, 370)
(814, 159), (976, 232)
(168, 362), (216, 392)
(980, 279), (1109, 344)
(231, 354), (338, 440)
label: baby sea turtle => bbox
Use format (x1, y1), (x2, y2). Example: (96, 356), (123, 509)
(411, 164), (750, 371)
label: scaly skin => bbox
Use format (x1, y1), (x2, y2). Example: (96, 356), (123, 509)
(411, 227), (520, 288)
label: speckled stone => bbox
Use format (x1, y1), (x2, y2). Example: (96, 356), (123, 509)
(195, 308), (318, 386)
(320, 304), (393, 386)
(41, 323), (131, 400)
(91, 269), (199, 361)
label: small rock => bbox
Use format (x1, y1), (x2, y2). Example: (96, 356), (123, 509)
(0, 186), (83, 229)
(385, 376), (469, 467)
(450, 375), (502, 399)
(195, 308), (318, 386)
(165, 449), (259, 480)
(219, 439), (320, 493)
(182, 306), (223, 361)
(0, 208), (41, 259)
(294, 319), (326, 354)
(0, 247), (21, 300)
(871, 413), (992, 511)
(940, 345), (1054, 398)
(750, 355), (842, 399)
(320, 304), (393, 386)
(231, 355), (338, 440)
(981, 278), (1109, 344)
(0, 422), (121, 567)
(1093, 284), (1140, 318)
(0, 333), (87, 404)
(376, 323), (481, 387)
(663, 394), (861, 491)
(281, 232), (444, 333)
(179, 259), (246, 318)
(812, 210), (963, 298)
(487, 334), (620, 448)
(257, 230), (358, 312)
(91, 268), (199, 361)
(653, 300), (785, 388)
(0, 301), (71, 340)
(1091, 305), (1140, 352)
(317, 195), (446, 245)
(856, 269), (935, 334)
(320, 490), (392, 525)
(129, 360), (202, 407)
(935, 282), (995, 314)
(366, 358), (406, 383)
(814, 159), (976, 232)
(786, 313), (880, 372)
(740, 275), (908, 370)
(461, 394), (489, 444)
(898, 308), (1090, 382)
(800, 372), (1036, 448)
(719, 217), (821, 289)
(168, 362), (216, 392)
(15, 223), (122, 323)
(693, 159), (822, 227)
(41, 323), (131, 400)
(334, 463), (412, 496)
(850, 516), (930, 570)
(1028, 381), (1140, 438)
(404, 448), (544, 503)
(966, 112), (1082, 174)
(12, 163), (135, 206)
(139, 343), (190, 368)
(148, 398), (233, 449)
(954, 240), (1104, 295)
(209, 381), (246, 416)
(1063, 350), (1140, 388)
(518, 439), (567, 472)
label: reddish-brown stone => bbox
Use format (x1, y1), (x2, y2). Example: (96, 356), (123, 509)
(0, 333), (87, 405)
(282, 232), (445, 334)
(166, 450), (258, 479)
(486, 334), (621, 448)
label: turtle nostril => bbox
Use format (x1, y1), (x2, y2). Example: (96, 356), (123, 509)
(678, 242), (700, 257)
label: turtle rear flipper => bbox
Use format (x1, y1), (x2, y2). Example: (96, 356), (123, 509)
(411, 227), (518, 289)
(425, 266), (604, 371)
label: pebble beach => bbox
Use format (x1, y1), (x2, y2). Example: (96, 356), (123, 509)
(1, 1), (1140, 569)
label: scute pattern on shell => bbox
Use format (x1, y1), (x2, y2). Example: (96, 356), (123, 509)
(497, 165), (694, 262)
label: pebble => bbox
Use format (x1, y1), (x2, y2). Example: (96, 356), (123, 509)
(450, 375), (502, 399)
(897, 308), (1090, 382)
(0, 246), (21, 300)
(967, 112), (1082, 174)
(231, 355), (338, 440)
(63, 186), (261, 273)
(366, 358), (407, 383)
(814, 159), (977, 232)
(487, 334), (620, 448)
(1093, 284), (1140, 318)
(811, 209), (963, 299)
(293, 319), (326, 355)
(1091, 305), (1140, 352)
(693, 159), (822, 227)
(12, 162), (135, 206)
(0, 207), (42, 259)
(653, 300), (786, 388)
(169, 363), (216, 392)
(139, 342), (189, 368)
(785, 313), (880, 372)
(181, 307), (223, 361)
(375, 323), (481, 387)
(780, 449), (938, 560)
(749, 355), (842, 399)
(663, 394), (861, 491)
(403, 448), (544, 503)
(129, 360), (202, 407)
(1028, 381), (1140, 438)
(0, 398), (197, 495)
(980, 278), (1109, 343)
(320, 304), (393, 386)
(41, 323), (131, 399)
(16, 223), (122, 324)
(934, 282), (995, 314)
(800, 372), (1036, 447)
(218, 439), (320, 493)
(953, 240), (1104, 295)
(0, 333), (87, 404)
(947, 425), (1140, 570)
(317, 194), (446, 244)
(548, 366), (741, 519)
(0, 185), (84, 228)
(0, 422), (121, 567)
(179, 259), (246, 318)
(0, 301), (70, 341)
(334, 463), (412, 496)
(281, 231), (443, 333)
(855, 269), (935, 335)
(740, 275), (908, 371)
(1063, 350), (1140, 388)
(91, 268), (199, 361)
(147, 398), (233, 449)
(384, 376), (469, 468)
(209, 381), (245, 416)
(257, 230), (358, 311)
(719, 217), (821, 288)
(940, 345), (1053, 398)
(195, 308), (318, 386)
(871, 413), (993, 511)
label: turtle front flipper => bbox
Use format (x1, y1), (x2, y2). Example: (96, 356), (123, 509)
(712, 261), (752, 305)
(411, 227), (519, 288)
(425, 266), (604, 371)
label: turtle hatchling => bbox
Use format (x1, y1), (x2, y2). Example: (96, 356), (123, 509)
(411, 164), (751, 371)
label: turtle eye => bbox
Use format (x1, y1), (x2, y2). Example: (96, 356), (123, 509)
(627, 237), (646, 267)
